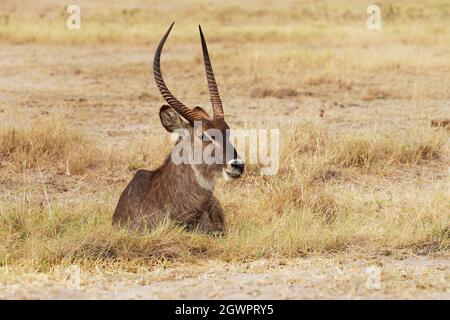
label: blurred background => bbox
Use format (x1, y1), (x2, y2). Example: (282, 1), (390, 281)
(1, 0), (449, 134)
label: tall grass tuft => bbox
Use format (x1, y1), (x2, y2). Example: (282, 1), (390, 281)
(0, 118), (101, 175)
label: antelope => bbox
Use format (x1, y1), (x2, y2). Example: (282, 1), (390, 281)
(112, 22), (244, 234)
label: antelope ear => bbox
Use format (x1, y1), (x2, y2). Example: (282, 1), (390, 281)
(159, 105), (186, 132)
(193, 106), (211, 120)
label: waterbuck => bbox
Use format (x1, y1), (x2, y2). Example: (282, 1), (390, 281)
(112, 22), (244, 234)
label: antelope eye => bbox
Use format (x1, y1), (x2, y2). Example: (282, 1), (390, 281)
(202, 133), (215, 141)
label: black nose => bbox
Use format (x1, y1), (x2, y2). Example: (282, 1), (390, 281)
(230, 161), (245, 173)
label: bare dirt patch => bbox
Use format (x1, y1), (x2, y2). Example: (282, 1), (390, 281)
(1, 256), (448, 299)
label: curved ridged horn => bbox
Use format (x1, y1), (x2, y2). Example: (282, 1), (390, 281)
(199, 25), (224, 119)
(153, 22), (202, 122)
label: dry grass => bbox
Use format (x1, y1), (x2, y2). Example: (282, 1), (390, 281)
(330, 129), (447, 169)
(0, 118), (101, 175)
(0, 119), (175, 176)
(1, 1), (449, 46)
(0, 121), (448, 271)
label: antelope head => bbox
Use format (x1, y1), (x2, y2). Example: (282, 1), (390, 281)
(153, 22), (244, 183)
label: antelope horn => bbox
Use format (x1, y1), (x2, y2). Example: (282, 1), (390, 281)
(199, 25), (224, 119)
(153, 22), (202, 122)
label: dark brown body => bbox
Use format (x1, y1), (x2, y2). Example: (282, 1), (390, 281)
(112, 156), (224, 233)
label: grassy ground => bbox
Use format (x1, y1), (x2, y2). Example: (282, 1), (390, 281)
(0, 0), (449, 298)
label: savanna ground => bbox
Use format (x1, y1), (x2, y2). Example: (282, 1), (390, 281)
(0, 0), (449, 299)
